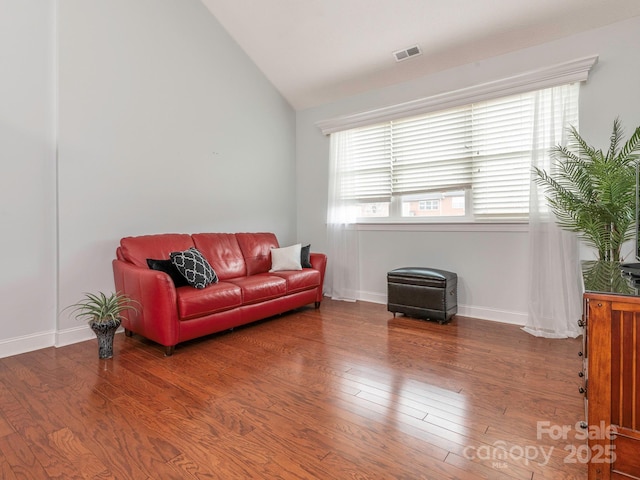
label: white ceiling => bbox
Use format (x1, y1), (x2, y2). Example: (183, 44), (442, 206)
(200, 0), (640, 110)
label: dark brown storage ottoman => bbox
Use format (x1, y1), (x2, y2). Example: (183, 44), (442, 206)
(387, 267), (458, 324)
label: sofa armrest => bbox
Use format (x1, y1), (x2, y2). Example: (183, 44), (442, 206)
(112, 259), (180, 347)
(309, 253), (327, 303)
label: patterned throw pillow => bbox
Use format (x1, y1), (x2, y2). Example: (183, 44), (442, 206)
(169, 248), (218, 289)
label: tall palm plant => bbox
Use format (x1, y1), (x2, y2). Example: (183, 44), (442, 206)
(533, 118), (640, 262)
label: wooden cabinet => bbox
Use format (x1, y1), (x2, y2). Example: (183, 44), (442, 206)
(584, 292), (640, 480)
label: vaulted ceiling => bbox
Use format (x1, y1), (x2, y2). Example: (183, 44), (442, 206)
(200, 0), (640, 110)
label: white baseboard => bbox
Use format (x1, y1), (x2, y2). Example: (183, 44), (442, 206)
(356, 290), (527, 326)
(0, 294), (526, 359)
(56, 325), (125, 348)
(0, 325), (125, 359)
(358, 290), (387, 304)
(457, 304), (527, 326)
(55, 324), (97, 348)
(0, 330), (56, 359)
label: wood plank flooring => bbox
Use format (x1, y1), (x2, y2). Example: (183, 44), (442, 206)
(0, 299), (587, 479)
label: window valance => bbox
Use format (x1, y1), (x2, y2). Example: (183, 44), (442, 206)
(316, 55), (598, 135)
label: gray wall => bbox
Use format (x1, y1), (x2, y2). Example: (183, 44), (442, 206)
(56, 0), (296, 335)
(0, 0), (296, 355)
(0, 0), (57, 354)
(296, 16), (640, 324)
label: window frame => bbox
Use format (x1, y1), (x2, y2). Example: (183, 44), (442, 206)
(356, 188), (476, 224)
(319, 56), (597, 226)
(334, 84), (579, 224)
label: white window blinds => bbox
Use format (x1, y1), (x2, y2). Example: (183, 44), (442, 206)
(333, 84), (579, 220)
(470, 93), (535, 218)
(339, 123), (392, 202)
(392, 106), (472, 195)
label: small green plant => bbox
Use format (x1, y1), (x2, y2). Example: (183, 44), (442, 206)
(66, 291), (139, 325)
(533, 118), (640, 262)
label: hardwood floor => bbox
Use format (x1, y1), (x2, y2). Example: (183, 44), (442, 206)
(0, 299), (587, 479)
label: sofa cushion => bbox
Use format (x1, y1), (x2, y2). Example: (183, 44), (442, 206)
(176, 282), (242, 319)
(120, 234), (194, 268)
(270, 269), (321, 294)
(170, 248), (218, 289)
(192, 233), (247, 280)
(236, 233), (279, 276)
(226, 274), (286, 305)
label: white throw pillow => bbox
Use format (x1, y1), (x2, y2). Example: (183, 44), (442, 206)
(269, 244), (302, 272)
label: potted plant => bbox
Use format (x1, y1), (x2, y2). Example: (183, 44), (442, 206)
(533, 118), (640, 262)
(66, 291), (139, 359)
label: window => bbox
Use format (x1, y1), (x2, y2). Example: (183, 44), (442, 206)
(451, 195), (465, 210)
(419, 200), (439, 211)
(332, 86), (579, 222)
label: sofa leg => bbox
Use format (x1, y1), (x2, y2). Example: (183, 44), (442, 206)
(315, 301), (321, 309)
(164, 346), (175, 357)
(124, 328), (133, 337)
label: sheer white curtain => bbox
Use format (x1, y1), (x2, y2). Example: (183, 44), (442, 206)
(523, 83), (582, 338)
(326, 132), (360, 301)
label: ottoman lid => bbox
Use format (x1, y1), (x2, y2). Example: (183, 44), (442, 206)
(388, 267), (457, 281)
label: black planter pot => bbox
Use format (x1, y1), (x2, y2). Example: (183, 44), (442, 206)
(90, 318), (121, 359)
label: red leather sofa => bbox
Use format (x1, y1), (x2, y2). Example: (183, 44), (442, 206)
(112, 232), (327, 355)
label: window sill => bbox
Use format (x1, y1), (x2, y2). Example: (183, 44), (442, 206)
(354, 222), (529, 233)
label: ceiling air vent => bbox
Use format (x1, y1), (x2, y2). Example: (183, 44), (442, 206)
(393, 45), (422, 62)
